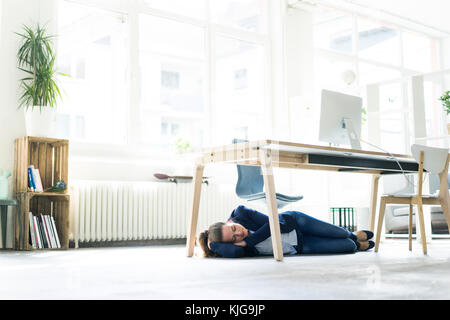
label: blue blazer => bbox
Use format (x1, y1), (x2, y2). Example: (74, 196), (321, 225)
(209, 205), (302, 258)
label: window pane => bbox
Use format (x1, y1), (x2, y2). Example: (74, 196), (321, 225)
(358, 62), (401, 86)
(142, 0), (206, 20)
(314, 54), (357, 92)
(313, 9), (353, 54)
(424, 80), (446, 139)
(378, 83), (406, 153)
(139, 14), (206, 150)
(403, 31), (435, 73)
(380, 115), (405, 153)
(357, 18), (400, 66)
(213, 36), (266, 144)
(379, 82), (403, 113)
(210, 0), (267, 33)
(57, 1), (128, 144)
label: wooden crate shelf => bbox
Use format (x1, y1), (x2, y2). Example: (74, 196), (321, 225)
(13, 136), (70, 250)
(16, 192), (70, 250)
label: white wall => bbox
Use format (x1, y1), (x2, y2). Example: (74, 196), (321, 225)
(0, 0), (57, 248)
(442, 37), (450, 69)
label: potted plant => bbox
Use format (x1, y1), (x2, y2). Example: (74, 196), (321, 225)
(174, 137), (192, 153)
(16, 24), (66, 137)
(440, 90), (450, 134)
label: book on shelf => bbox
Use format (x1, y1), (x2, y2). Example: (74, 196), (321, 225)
(28, 212), (61, 249)
(27, 166), (35, 191)
(28, 212), (37, 249)
(32, 215), (42, 249)
(41, 214), (51, 248)
(50, 216), (61, 248)
(36, 214), (47, 248)
(44, 215), (56, 248)
(33, 168), (43, 192)
(27, 165), (44, 192)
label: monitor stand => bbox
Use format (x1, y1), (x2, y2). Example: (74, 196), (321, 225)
(342, 118), (361, 150)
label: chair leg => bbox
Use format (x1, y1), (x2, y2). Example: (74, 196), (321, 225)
(408, 204), (413, 251)
(374, 198), (386, 253)
(416, 202), (427, 255)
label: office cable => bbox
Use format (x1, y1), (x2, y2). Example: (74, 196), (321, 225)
(358, 137), (427, 190)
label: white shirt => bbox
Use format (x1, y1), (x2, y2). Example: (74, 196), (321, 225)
(251, 230), (298, 255)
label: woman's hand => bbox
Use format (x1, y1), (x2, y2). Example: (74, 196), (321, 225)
(234, 241), (247, 247)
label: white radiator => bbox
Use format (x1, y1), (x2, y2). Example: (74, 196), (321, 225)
(70, 181), (241, 246)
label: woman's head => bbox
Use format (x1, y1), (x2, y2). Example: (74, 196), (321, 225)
(197, 221), (249, 257)
(221, 222), (248, 243)
(197, 222), (225, 257)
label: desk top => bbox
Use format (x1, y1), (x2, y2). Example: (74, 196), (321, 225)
(192, 139), (414, 161)
(188, 139), (420, 174)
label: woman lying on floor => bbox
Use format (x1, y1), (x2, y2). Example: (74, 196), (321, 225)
(198, 205), (375, 258)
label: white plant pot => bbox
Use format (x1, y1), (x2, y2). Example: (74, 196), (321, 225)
(24, 106), (56, 137)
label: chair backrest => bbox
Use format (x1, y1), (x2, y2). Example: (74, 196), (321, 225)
(232, 138), (264, 197)
(411, 144), (449, 174)
(428, 173), (450, 194)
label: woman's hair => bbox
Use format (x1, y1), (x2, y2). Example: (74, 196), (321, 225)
(197, 222), (225, 257)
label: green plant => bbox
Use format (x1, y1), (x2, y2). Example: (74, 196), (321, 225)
(361, 107), (367, 124)
(440, 90), (450, 115)
(16, 24), (67, 111)
(175, 138), (192, 152)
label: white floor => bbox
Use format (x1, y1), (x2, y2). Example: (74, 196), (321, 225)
(1, 239), (449, 300)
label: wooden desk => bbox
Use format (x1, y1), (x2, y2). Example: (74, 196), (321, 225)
(185, 140), (449, 261)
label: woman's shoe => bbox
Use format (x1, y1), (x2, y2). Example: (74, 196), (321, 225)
(358, 240), (375, 251)
(354, 230), (374, 241)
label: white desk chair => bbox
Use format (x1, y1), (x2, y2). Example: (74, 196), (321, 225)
(375, 144), (450, 254)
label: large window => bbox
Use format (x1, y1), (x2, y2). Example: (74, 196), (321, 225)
(313, 7), (440, 154)
(138, 14), (206, 148)
(213, 36), (266, 144)
(57, 1), (129, 144)
(56, 0), (268, 152)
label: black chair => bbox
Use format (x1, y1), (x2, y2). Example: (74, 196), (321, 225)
(232, 138), (303, 209)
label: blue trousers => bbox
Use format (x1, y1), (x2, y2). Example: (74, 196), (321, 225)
(288, 211), (357, 254)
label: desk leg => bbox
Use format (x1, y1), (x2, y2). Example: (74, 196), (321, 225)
(186, 163), (205, 257)
(259, 149), (283, 262)
(369, 174), (380, 232)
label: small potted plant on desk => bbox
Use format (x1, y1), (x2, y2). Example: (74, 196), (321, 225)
(440, 90), (450, 134)
(16, 24), (68, 137)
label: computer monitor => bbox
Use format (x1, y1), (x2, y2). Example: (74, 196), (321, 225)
(319, 89), (363, 150)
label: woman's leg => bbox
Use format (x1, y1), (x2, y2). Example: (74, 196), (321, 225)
(301, 235), (357, 254)
(289, 211), (356, 240)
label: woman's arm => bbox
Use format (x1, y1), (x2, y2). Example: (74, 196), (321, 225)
(230, 205), (269, 227)
(231, 205), (295, 248)
(209, 242), (258, 258)
(230, 206), (272, 247)
(244, 223), (271, 247)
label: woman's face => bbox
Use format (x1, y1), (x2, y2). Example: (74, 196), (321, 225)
(221, 222), (249, 243)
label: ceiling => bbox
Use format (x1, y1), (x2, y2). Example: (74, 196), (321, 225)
(349, 0), (450, 34)
(291, 0), (450, 37)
